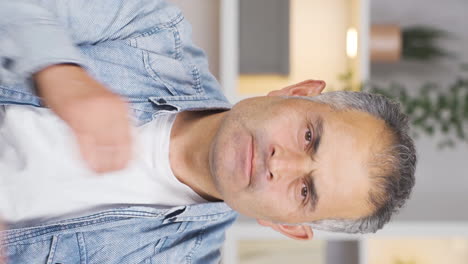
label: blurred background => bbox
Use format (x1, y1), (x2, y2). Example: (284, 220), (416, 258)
(171, 0), (468, 263)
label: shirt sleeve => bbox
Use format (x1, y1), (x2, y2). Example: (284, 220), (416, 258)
(0, 1), (85, 78)
(0, 0), (174, 78)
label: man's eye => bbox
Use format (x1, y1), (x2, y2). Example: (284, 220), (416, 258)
(305, 129), (312, 144)
(301, 183), (308, 201)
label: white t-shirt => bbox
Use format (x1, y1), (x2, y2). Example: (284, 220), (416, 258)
(0, 105), (206, 222)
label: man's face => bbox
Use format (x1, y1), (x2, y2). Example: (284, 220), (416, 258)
(209, 96), (390, 224)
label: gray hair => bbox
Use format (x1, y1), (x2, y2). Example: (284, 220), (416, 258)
(298, 91), (417, 234)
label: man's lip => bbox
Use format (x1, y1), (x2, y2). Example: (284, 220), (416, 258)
(250, 136), (255, 185)
(246, 135), (254, 186)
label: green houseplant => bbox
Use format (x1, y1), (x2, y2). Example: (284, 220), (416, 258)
(338, 65), (468, 148)
(365, 68), (468, 148)
(402, 26), (452, 61)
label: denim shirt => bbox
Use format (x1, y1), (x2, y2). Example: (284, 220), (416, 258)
(1, 205), (238, 263)
(0, 0), (232, 125)
(0, 0), (238, 263)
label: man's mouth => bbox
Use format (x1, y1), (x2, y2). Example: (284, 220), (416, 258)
(245, 135), (254, 186)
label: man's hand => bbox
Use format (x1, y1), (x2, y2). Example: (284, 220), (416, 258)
(34, 64), (133, 173)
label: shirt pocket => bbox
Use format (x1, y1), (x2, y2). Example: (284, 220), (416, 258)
(1, 237), (53, 264)
(151, 222), (208, 264)
(126, 22), (204, 98)
(1, 234), (83, 264)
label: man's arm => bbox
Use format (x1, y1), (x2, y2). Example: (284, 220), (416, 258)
(0, 0), (170, 78)
(0, 0), (169, 172)
(34, 64), (133, 173)
(0, 1), (83, 78)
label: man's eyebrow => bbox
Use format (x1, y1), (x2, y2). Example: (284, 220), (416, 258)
(309, 176), (319, 211)
(308, 116), (323, 211)
(312, 116), (324, 155)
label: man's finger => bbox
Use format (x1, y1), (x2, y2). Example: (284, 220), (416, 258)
(112, 144), (132, 171)
(96, 146), (121, 173)
(87, 145), (131, 173)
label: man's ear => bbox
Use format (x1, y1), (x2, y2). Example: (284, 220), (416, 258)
(267, 79), (326, 97)
(257, 219), (314, 240)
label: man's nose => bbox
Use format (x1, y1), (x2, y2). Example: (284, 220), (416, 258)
(267, 144), (312, 181)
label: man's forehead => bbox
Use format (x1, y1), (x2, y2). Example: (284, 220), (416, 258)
(318, 109), (391, 171)
(322, 108), (387, 136)
(313, 146), (374, 219)
(310, 109), (387, 219)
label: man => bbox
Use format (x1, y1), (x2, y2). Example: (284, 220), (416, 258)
(0, 0), (416, 263)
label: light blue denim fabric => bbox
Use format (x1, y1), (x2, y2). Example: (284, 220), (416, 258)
(0, 0), (232, 126)
(0, 0), (238, 263)
(1, 205), (237, 263)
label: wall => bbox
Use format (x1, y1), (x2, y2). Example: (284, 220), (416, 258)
(371, 0), (468, 221)
(238, 0), (351, 95)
